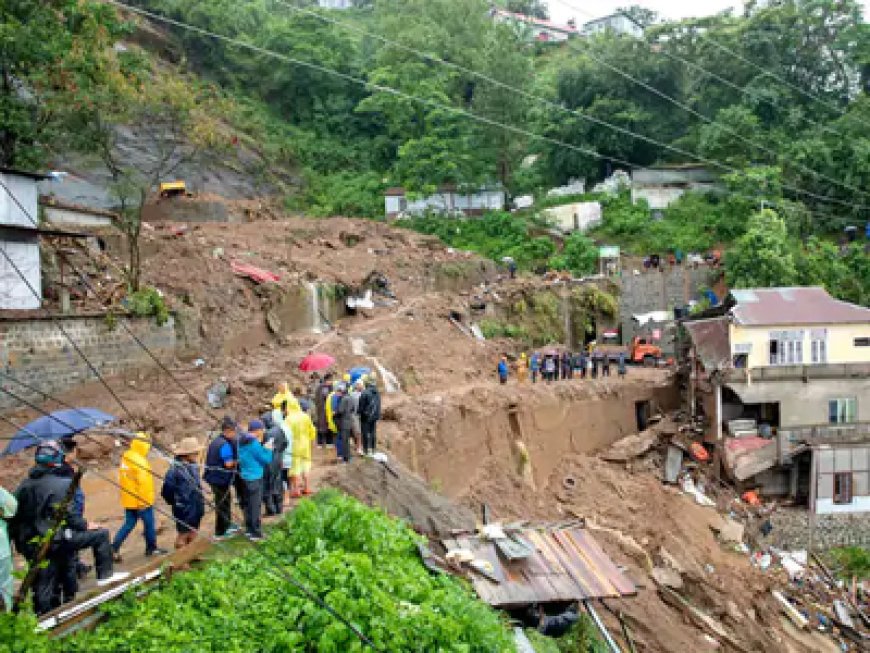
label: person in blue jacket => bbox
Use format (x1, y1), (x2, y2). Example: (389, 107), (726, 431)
(530, 352), (540, 384)
(497, 356), (509, 385)
(161, 437), (206, 550)
(237, 420), (273, 541)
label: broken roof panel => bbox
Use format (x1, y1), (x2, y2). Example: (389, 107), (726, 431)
(442, 526), (635, 608)
(730, 287), (870, 326)
(684, 317), (730, 371)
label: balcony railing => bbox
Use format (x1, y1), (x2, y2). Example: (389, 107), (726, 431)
(724, 361), (870, 383)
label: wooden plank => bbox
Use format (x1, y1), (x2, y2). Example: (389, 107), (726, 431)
(564, 529), (636, 597)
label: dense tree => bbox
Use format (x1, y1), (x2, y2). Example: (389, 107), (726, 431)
(725, 209), (798, 289)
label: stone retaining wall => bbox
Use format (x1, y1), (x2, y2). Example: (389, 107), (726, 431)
(764, 508), (870, 550)
(0, 314), (176, 410)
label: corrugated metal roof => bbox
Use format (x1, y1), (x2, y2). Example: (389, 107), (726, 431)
(730, 287), (870, 326)
(442, 526), (635, 607)
(684, 317), (731, 371)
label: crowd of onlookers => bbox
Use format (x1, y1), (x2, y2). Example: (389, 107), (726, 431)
(0, 371), (382, 615)
(497, 350), (627, 384)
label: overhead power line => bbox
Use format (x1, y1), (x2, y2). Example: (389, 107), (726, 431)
(107, 0), (865, 222)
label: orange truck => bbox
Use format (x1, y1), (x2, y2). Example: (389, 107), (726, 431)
(592, 334), (662, 366)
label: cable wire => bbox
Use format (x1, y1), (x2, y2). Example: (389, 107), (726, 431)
(107, 0), (867, 221)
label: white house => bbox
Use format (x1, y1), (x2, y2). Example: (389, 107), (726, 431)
(492, 9), (578, 43)
(318, 0), (352, 8)
(0, 168), (46, 310)
(384, 186), (505, 220)
(582, 12), (643, 38)
(631, 165), (720, 212)
(543, 201), (602, 233)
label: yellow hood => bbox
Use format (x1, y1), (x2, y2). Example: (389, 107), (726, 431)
(130, 432), (151, 457)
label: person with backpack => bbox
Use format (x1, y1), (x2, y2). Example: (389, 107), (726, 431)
(357, 376), (382, 456)
(161, 437), (206, 550)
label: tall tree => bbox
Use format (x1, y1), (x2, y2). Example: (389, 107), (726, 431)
(725, 209), (798, 289)
(0, 0), (121, 168)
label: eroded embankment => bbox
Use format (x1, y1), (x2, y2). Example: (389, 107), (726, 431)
(385, 376), (678, 499)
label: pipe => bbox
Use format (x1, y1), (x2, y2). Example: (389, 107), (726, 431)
(583, 600), (622, 653)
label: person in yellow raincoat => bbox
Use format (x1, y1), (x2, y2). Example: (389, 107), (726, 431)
(516, 353), (529, 384)
(272, 383), (300, 413)
(285, 405), (316, 497)
(113, 433), (166, 561)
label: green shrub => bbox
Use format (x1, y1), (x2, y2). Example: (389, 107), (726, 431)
(125, 286), (169, 326)
(831, 546), (870, 580)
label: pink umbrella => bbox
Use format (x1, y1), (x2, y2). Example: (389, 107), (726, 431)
(299, 352), (336, 372)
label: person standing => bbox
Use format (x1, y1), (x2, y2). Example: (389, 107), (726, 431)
(314, 373), (334, 448)
(530, 352), (540, 384)
(12, 442), (127, 614)
(112, 433), (167, 561)
(238, 420), (273, 541)
(287, 404), (317, 497)
(543, 355), (556, 383)
(0, 484), (16, 611)
(497, 356), (509, 385)
(262, 398), (288, 516)
(333, 384), (354, 463)
(579, 350), (588, 380)
(561, 351), (572, 380)
(161, 438), (205, 550)
(618, 351), (627, 378)
(204, 417), (241, 539)
(602, 354), (611, 377)
(349, 379), (364, 455)
(358, 375), (382, 456)
(516, 353), (529, 384)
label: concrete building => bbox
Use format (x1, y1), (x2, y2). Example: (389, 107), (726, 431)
(684, 287), (870, 516)
(384, 186), (505, 220)
(0, 168), (46, 310)
(318, 0), (353, 8)
(543, 201), (602, 233)
(581, 12), (644, 38)
(631, 165), (720, 213)
(491, 9), (578, 42)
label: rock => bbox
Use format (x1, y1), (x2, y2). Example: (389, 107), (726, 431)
(76, 434), (115, 460)
(239, 367), (272, 388)
(600, 429), (659, 462)
(725, 601), (744, 623)
(651, 566), (684, 589)
(711, 518), (745, 544)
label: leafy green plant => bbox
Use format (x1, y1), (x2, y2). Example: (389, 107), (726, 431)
(125, 286), (169, 326)
(58, 492), (515, 652)
(831, 546), (870, 580)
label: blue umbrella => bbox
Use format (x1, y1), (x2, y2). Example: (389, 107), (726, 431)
(2, 408), (116, 456)
(349, 367), (372, 384)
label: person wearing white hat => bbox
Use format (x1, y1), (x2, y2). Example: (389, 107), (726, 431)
(161, 437), (206, 550)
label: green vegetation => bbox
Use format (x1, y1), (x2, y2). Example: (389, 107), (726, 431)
(2, 491), (515, 652)
(126, 286), (170, 326)
(524, 620), (608, 653)
(830, 546), (870, 580)
(4, 0), (870, 301)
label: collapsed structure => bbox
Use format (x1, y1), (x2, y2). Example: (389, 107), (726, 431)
(683, 287), (870, 521)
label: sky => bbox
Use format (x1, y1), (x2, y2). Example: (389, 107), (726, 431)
(546, 0), (868, 25)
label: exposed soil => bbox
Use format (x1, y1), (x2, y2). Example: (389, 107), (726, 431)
(1, 214), (830, 652)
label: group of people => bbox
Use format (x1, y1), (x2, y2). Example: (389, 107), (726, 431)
(0, 372), (382, 615)
(498, 350), (627, 384)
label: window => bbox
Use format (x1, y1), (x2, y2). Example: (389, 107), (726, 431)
(833, 472), (853, 504)
(829, 398), (857, 424)
(811, 329), (828, 364)
(855, 337), (870, 347)
(769, 330), (804, 365)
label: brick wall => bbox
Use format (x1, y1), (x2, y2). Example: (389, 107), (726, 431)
(0, 314), (176, 410)
(618, 265), (718, 353)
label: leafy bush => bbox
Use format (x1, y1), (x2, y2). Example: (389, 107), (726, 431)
(479, 318), (529, 340)
(831, 546), (870, 580)
(125, 286), (169, 326)
(60, 491), (514, 652)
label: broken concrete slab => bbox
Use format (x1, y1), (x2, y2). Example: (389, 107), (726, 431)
(601, 429), (659, 462)
(711, 518), (745, 544)
(651, 566), (684, 590)
(664, 444), (683, 483)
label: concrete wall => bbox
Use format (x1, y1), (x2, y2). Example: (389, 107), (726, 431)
(815, 444), (870, 514)
(0, 172), (38, 229)
(731, 323), (870, 369)
(728, 376), (870, 429)
(617, 265), (716, 351)
(543, 201), (602, 233)
(0, 314), (176, 410)
(766, 509), (870, 549)
(42, 205), (114, 229)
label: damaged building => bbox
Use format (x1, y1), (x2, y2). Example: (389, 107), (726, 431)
(683, 287), (870, 516)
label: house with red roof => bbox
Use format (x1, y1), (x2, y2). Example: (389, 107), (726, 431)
(491, 9), (578, 43)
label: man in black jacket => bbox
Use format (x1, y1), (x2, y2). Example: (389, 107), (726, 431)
(261, 408), (287, 516)
(12, 442), (127, 614)
(357, 377), (382, 456)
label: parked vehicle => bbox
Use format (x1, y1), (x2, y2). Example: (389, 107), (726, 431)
(592, 333), (662, 366)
